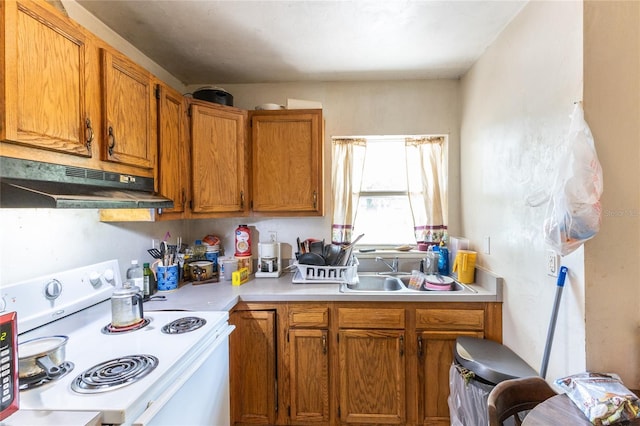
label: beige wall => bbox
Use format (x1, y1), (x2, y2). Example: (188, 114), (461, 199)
(460, 0), (587, 381)
(584, 0), (640, 389)
(462, 0), (640, 388)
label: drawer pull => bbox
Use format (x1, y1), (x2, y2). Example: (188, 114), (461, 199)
(107, 126), (116, 156)
(85, 118), (94, 151)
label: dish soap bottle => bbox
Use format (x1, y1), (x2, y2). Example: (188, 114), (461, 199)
(437, 241), (449, 276)
(142, 262), (156, 296)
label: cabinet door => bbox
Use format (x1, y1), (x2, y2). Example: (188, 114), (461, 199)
(289, 329), (329, 424)
(417, 330), (484, 425)
(230, 310), (277, 425)
(1, 0), (93, 157)
(189, 102), (248, 215)
(251, 110), (323, 216)
(338, 329), (405, 424)
(156, 83), (186, 217)
(101, 48), (155, 169)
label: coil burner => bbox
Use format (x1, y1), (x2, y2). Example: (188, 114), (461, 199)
(71, 354), (158, 394)
(161, 316), (207, 334)
(19, 362), (75, 391)
(101, 318), (151, 334)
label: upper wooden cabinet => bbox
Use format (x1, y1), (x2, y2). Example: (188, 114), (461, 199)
(1, 0), (94, 158)
(188, 100), (249, 217)
(156, 82), (187, 218)
(100, 48), (155, 169)
(250, 109), (323, 216)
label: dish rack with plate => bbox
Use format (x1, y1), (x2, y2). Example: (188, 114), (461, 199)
(292, 263), (357, 284)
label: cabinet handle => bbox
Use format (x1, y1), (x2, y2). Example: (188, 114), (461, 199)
(240, 191), (244, 209)
(322, 333), (327, 355)
(107, 126), (116, 156)
(313, 191), (317, 209)
(85, 118), (94, 151)
(399, 335), (404, 356)
(417, 336), (423, 358)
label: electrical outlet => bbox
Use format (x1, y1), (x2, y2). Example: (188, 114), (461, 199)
(546, 250), (558, 276)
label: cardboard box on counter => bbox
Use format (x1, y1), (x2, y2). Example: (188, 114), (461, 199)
(232, 268), (250, 286)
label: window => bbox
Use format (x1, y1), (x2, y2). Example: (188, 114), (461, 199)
(331, 135), (448, 247)
(356, 137), (414, 245)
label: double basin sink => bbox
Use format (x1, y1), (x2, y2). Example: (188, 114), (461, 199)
(339, 273), (476, 294)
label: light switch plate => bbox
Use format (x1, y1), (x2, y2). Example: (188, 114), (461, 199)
(546, 250), (559, 276)
(483, 236), (491, 254)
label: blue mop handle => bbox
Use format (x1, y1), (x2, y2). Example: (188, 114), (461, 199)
(540, 266), (568, 379)
(557, 266), (568, 287)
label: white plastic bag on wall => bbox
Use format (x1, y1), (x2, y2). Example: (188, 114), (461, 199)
(544, 102), (603, 256)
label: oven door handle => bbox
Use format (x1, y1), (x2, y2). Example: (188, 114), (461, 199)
(131, 324), (235, 426)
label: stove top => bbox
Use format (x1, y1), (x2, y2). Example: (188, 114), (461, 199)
(4, 259), (231, 424)
(18, 304), (229, 423)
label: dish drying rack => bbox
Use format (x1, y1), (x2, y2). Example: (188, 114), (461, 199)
(291, 262), (358, 284)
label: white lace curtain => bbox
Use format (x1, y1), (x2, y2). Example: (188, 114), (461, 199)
(331, 135), (447, 245)
(405, 136), (448, 245)
(330, 138), (366, 244)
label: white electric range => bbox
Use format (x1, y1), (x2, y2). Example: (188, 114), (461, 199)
(2, 260), (234, 426)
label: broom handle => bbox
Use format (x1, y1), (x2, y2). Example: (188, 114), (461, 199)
(540, 266), (568, 379)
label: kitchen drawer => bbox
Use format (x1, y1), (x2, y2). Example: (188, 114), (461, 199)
(416, 308), (484, 331)
(288, 305), (329, 328)
(338, 307), (405, 329)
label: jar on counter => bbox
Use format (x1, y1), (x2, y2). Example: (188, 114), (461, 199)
(235, 225), (251, 256)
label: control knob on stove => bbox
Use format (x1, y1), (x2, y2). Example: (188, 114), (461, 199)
(44, 279), (62, 300)
(103, 268), (115, 285)
(89, 271), (101, 287)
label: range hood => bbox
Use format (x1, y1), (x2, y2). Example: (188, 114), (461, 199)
(0, 157), (174, 209)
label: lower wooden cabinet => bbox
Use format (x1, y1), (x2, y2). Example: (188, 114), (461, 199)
(229, 309), (277, 425)
(416, 308), (486, 425)
(338, 329), (406, 424)
(229, 302), (502, 426)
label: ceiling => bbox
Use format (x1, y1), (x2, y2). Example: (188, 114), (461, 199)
(74, 0), (527, 86)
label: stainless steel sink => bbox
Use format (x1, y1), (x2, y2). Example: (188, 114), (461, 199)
(346, 275), (405, 291)
(340, 273), (476, 294)
(375, 271), (411, 277)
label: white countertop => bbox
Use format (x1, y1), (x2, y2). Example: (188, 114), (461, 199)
(143, 266), (503, 312)
(2, 410), (101, 426)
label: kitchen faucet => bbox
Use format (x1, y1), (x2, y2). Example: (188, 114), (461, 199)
(375, 256), (399, 273)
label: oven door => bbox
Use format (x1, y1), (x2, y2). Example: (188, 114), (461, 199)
(132, 324), (234, 426)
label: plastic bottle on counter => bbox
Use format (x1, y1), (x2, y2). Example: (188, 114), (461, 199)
(437, 242), (449, 276)
(235, 225), (251, 256)
(193, 240), (207, 261)
(142, 262), (157, 296)
(126, 260), (144, 292)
